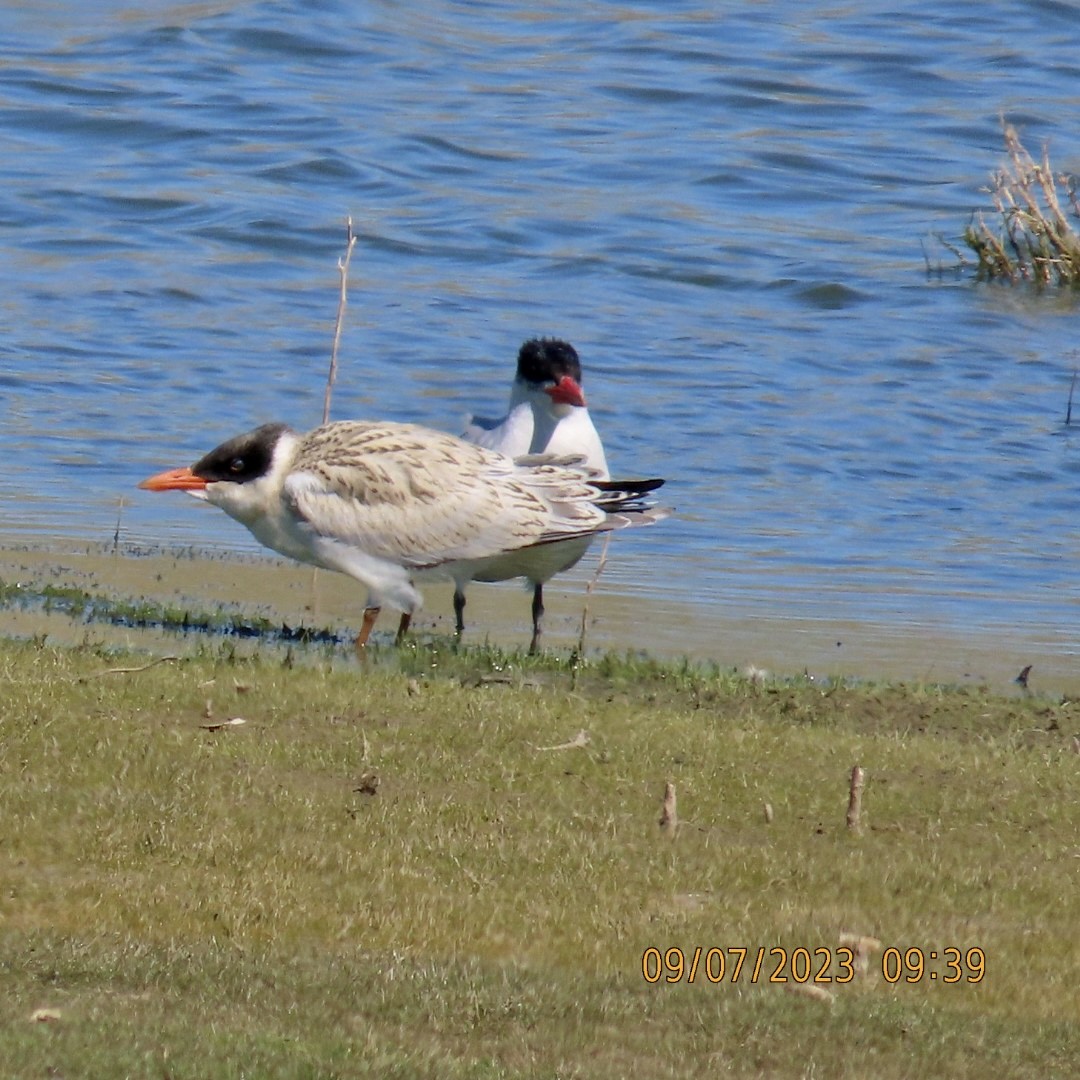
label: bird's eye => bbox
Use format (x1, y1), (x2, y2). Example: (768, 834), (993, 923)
(228, 457), (245, 474)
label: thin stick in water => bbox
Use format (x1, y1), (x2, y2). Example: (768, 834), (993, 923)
(323, 216), (358, 425)
(576, 532), (612, 657)
(112, 496), (126, 553)
(314, 218), (358, 615)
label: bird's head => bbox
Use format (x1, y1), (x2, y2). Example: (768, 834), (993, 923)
(138, 422), (293, 521)
(515, 338), (588, 415)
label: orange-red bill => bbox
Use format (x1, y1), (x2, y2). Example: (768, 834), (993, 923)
(138, 466), (208, 492)
(545, 375), (586, 407)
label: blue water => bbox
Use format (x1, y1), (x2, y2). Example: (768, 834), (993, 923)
(3, 0), (1080, 655)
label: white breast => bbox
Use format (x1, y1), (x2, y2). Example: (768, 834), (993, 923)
(462, 402), (534, 458)
(533, 406), (609, 480)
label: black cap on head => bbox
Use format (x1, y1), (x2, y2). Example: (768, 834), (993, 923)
(516, 338), (582, 387)
(192, 422), (290, 484)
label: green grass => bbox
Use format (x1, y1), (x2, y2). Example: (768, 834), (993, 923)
(2, 638), (1079, 1077)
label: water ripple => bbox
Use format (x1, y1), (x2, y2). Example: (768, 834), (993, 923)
(1, 0), (1080, 667)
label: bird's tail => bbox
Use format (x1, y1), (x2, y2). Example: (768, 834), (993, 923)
(601, 504), (672, 530)
(589, 477), (666, 515)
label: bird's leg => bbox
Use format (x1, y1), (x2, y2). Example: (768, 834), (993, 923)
(355, 605), (380, 656)
(395, 611), (411, 645)
(453, 588), (466, 637)
(529, 583), (544, 654)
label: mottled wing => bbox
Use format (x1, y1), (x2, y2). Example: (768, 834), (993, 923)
(282, 421), (607, 570)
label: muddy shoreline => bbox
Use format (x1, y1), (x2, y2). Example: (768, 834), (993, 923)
(0, 537), (1073, 696)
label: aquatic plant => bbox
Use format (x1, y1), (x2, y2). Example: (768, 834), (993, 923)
(963, 123), (1080, 284)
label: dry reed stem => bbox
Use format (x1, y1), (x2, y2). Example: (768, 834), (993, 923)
(535, 731), (590, 752)
(785, 983), (835, 1005)
(659, 781), (677, 837)
(76, 655), (180, 681)
(312, 219), (358, 615)
(199, 718), (246, 732)
(323, 216), (357, 425)
(839, 932), (882, 977)
(576, 531), (612, 658)
(964, 122), (1080, 284)
(846, 765), (864, 832)
(112, 496), (126, 553)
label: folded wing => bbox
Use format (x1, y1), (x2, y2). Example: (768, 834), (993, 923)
(281, 421), (613, 572)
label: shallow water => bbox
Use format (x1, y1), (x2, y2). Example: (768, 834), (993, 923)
(0, 541), (1059, 694)
(3, 1), (1080, 677)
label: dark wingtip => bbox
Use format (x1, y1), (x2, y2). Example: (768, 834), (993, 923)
(592, 477), (665, 494)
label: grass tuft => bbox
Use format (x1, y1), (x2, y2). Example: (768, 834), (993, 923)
(962, 121), (1080, 285)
